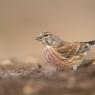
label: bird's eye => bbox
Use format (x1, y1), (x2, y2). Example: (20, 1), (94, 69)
(85, 45), (89, 48)
(85, 46), (88, 48)
(44, 34), (49, 37)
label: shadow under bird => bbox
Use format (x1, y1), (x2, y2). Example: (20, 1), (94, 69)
(36, 32), (95, 70)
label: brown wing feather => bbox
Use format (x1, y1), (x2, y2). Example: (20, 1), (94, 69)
(54, 42), (90, 59)
(54, 42), (78, 58)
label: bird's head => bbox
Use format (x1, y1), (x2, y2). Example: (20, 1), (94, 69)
(36, 32), (63, 47)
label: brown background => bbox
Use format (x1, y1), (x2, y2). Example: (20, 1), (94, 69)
(0, 0), (95, 60)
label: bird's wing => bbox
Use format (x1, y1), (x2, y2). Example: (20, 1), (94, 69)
(54, 42), (90, 59)
(54, 42), (80, 59)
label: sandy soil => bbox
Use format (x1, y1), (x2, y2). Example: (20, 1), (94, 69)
(0, 60), (94, 95)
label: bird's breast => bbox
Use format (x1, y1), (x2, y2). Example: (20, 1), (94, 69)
(43, 46), (88, 70)
(44, 47), (65, 67)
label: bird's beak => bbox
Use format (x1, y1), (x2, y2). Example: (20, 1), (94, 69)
(35, 36), (42, 41)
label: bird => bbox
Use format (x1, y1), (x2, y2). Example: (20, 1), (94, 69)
(36, 32), (95, 71)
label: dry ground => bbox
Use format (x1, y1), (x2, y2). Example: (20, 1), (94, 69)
(0, 60), (95, 95)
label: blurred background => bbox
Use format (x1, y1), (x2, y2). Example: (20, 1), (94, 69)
(0, 0), (95, 61)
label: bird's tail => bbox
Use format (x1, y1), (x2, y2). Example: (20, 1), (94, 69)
(86, 40), (95, 46)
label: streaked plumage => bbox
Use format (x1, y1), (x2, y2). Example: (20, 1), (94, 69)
(36, 32), (95, 70)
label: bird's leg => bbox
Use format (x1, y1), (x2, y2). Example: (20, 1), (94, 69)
(72, 65), (79, 70)
(72, 63), (83, 70)
(72, 60), (94, 71)
(72, 60), (84, 70)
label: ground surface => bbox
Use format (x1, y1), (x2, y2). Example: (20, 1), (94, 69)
(0, 60), (95, 95)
